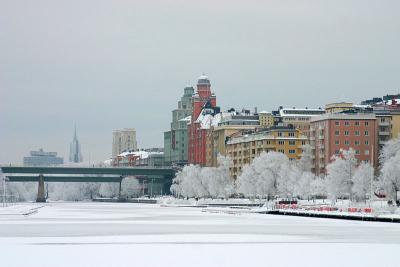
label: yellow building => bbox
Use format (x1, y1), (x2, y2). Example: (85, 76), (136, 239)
(207, 125), (259, 167)
(226, 126), (308, 178)
(258, 111), (274, 128)
(325, 102), (354, 114)
(391, 113), (400, 139)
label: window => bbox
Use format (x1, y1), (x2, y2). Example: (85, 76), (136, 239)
(289, 140), (295, 146)
(278, 140), (285, 145)
(365, 140), (369, 145)
(288, 132), (295, 137)
(278, 132), (283, 137)
(344, 140), (349, 145)
(365, 131), (369, 136)
(365, 122), (369, 126)
(365, 150), (370, 155)
(335, 121), (340, 126)
(289, 149), (296, 154)
(355, 131), (360, 136)
(335, 140), (340, 145)
(335, 131), (339, 136)
(344, 131), (349, 136)
(278, 149), (285, 153)
(355, 121), (360, 126)
(355, 150), (360, 155)
(355, 140), (360, 146)
(345, 121), (350, 126)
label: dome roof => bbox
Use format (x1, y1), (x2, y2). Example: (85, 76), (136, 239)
(197, 73), (210, 85)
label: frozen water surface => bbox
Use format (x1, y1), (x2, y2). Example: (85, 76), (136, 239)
(0, 202), (399, 267)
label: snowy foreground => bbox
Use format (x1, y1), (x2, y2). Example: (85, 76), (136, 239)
(1, 202), (400, 267)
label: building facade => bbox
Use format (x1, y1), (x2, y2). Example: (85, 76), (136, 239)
(164, 86), (194, 166)
(325, 102), (354, 114)
(277, 107), (325, 137)
(226, 126), (308, 178)
(112, 128), (137, 158)
(24, 149), (64, 167)
(188, 74), (218, 166)
(310, 113), (378, 175)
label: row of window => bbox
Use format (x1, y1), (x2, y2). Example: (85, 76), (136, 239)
(335, 149), (370, 156)
(335, 121), (370, 126)
(335, 140), (370, 146)
(335, 130), (369, 136)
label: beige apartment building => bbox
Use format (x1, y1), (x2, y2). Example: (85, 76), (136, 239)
(207, 124), (259, 167)
(112, 128), (138, 158)
(226, 126), (308, 178)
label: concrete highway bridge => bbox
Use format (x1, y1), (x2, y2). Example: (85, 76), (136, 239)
(0, 166), (177, 202)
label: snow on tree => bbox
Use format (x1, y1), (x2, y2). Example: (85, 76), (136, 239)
(171, 155), (234, 199)
(351, 162), (373, 201)
(379, 137), (400, 166)
(99, 183), (119, 198)
(326, 148), (357, 201)
(310, 176), (327, 198)
(237, 151), (290, 199)
(294, 172), (315, 199)
(121, 177), (141, 198)
(297, 144), (313, 173)
(380, 150), (400, 200)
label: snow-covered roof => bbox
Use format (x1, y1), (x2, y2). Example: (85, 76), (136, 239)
(117, 150), (163, 159)
(279, 108), (325, 117)
(194, 111), (231, 129)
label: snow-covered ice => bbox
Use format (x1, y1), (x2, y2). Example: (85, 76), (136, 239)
(0, 202), (399, 267)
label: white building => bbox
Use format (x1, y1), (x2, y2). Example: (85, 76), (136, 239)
(112, 128), (138, 158)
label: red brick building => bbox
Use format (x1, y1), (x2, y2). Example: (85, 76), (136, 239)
(188, 75), (218, 166)
(310, 113), (378, 175)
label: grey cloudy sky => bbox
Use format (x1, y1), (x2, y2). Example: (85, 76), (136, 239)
(1, 0), (399, 164)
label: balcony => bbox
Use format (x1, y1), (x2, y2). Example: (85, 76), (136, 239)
(379, 122), (390, 126)
(379, 131), (390, 136)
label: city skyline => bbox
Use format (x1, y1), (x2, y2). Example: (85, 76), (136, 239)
(1, 1), (400, 164)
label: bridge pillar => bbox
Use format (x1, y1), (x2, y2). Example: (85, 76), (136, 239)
(36, 175), (46, 202)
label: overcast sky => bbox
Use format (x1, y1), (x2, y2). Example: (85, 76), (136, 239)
(1, 0), (399, 164)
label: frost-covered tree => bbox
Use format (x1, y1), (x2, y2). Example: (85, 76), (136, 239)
(379, 137), (400, 166)
(294, 172), (315, 199)
(297, 144), (313, 173)
(352, 162), (373, 201)
(326, 148), (357, 201)
(121, 177), (141, 198)
(237, 152), (290, 199)
(380, 151), (400, 200)
(310, 176), (327, 198)
(171, 156), (234, 199)
(211, 155), (235, 198)
(99, 183), (119, 198)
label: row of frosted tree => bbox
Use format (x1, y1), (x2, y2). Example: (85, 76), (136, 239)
(171, 138), (400, 202)
(0, 177), (142, 202)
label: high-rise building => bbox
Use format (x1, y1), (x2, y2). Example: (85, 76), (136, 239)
(112, 128), (137, 158)
(69, 126), (83, 163)
(24, 148), (64, 167)
(164, 86), (194, 166)
(188, 74), (218, 166)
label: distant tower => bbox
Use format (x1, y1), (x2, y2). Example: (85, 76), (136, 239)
(69, 125), (83, 163)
